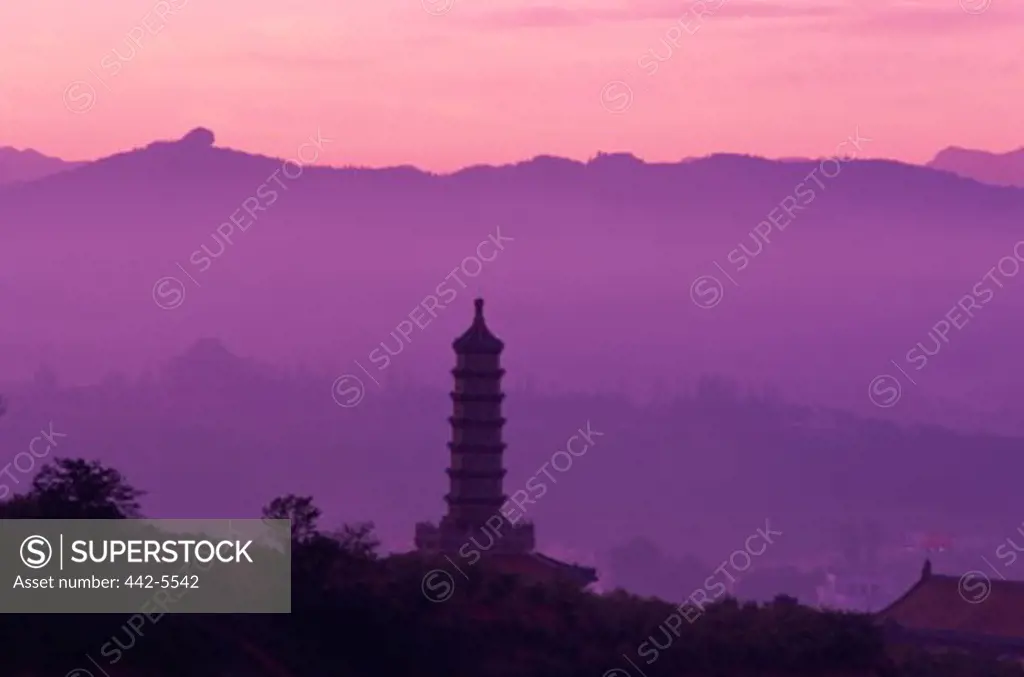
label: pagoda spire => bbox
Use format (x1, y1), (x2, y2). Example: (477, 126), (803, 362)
(412, 300), (597, 587)
(452, 298), (504, 355)
(414, 299), (535, 554)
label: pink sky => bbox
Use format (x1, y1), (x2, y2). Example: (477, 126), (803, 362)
(0, 0), (1020, 171)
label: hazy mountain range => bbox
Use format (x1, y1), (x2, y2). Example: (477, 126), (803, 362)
(0, 147), (83, 184)
(4, 129), (1024, 604)
(0, 337), (1014, 601)
(927, 146), (1024, 188)
(6, 133), (1022, 188)
(3, 129), (1024, 431)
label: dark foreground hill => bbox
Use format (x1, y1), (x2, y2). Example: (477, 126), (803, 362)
(4, 553), (1019, 677)
(0, 455), (1018, 677)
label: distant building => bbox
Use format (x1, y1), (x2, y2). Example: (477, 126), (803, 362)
(877, 560), (1024, 661)
(817, 572), (892, 611)
(414, 299), (597, 587)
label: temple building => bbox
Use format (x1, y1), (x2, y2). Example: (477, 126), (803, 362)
(414, 299), (597, 587)
(877, 560), (1024, 661)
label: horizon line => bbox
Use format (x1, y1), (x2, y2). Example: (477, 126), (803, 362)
(5, 130), (1024, 176)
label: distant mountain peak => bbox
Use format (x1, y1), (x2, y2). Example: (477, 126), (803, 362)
(140, 127), (217, 155)
(928, 145), (1024, 188)
(164, 338), (253, 382)
(180, 127), (216, 148)
(589, 151), (644, 166)
(0, 147), (44, 159)
(180, 337), (235, 361)
(934, 145), (1024, 158)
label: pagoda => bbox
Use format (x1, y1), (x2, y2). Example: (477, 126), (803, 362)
(414, 299), (597, 587)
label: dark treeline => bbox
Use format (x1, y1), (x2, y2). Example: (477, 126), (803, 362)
(0, 453), (1019, 677)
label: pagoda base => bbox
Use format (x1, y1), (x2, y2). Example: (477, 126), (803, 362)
(415, 517), (535, 555)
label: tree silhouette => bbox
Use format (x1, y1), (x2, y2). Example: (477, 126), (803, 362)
(262, 494), (320, 544)
(29, 457), (144, 518)
(326, 521), (379, 559)
(260, 494), (380, 600)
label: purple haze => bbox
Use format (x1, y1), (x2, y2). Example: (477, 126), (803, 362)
(2, 129), (1024, 604)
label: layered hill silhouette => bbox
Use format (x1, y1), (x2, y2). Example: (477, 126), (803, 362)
(2, 337), (1022, 585)
(0, 146), (82, 184)
(4, 128), (1022, 243)
(928, 146), (1024, 188)
(3, 128), (1024, 430)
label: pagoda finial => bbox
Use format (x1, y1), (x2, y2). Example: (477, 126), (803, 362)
(453, 298), (503, 354)
(922, 558), (932, 580)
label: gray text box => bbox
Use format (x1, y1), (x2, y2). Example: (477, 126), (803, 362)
(0, 519), (290, 613)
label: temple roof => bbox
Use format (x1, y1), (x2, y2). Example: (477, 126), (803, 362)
(395, 549), (598, 587)
(877, 561), (1024, 639)
(481, 552), (598, 586)
(453, 298), (504, 355)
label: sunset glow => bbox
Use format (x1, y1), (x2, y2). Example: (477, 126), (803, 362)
(1, 0), (1020, 169)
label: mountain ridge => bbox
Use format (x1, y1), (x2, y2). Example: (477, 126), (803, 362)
(8, 128), (1024, 193)
(928, 145), (1024, 188)
(2, 128), (1022, 247)
(0, 146), (84, 184)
